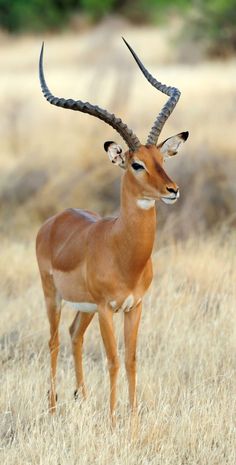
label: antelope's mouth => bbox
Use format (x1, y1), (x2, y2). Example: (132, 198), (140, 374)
(161, 191), (180, 205)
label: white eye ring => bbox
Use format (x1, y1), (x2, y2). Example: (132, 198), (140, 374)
(131, 159), (147, 172)
(132, 162), (145, 171)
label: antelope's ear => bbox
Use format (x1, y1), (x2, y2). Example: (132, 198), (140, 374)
(104, 141), (127, 169)
(159, 131), (189, 159)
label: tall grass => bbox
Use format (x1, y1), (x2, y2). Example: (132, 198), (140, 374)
(1, 233), (235, 464)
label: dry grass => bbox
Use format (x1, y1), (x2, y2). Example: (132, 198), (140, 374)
(1, 232), (235, 464)
(0, 19), (236, 465)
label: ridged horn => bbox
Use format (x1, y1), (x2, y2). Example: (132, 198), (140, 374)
(39, 42), (141, 152)
(122, 38), (181, 145)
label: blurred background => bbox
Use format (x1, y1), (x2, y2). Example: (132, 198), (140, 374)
(0, 0), (236, 244)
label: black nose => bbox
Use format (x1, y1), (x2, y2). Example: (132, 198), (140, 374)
(166, 187), (178, 195)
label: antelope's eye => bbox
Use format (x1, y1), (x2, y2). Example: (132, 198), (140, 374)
(131, 162), (145, 171)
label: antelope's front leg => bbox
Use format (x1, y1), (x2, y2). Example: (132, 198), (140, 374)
(98, 306), (120, 426)
(124, 302), (142, 412)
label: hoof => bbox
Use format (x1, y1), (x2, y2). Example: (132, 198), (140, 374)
(74, 389), (79, 400)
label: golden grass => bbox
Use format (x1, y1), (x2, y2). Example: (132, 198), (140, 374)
(1, 20), (236, 464)
(1, 232), (235, 464)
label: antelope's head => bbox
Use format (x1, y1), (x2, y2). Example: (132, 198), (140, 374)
(39, 39), (189, 206)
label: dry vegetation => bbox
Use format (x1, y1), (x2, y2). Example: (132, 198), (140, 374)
(0, 19), (236, 464)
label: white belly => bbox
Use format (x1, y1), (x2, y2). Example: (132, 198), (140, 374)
(64, 300), (98, 313)
(64, 295), (141, 314)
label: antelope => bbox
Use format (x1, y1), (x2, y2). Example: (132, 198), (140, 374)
(36, 38), (189, 425)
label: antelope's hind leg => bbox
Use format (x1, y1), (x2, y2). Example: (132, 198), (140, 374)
(69, 312), (94, 400)
(40, 271), (62, 413)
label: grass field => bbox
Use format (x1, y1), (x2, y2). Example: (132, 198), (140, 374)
(0, 20), (236, 464)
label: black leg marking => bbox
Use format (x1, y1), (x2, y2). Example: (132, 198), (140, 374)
(47, 390), (58, 401)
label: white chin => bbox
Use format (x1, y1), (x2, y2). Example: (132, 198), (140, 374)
(161, 197), (177, 205)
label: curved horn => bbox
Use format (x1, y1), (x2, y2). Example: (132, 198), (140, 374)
(39, 43), (141, 152)
(122, 38), (181, 146)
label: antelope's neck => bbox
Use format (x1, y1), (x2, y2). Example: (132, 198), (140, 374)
(114, 171), (157, 272)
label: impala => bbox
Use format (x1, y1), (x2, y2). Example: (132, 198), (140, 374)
(36, 38), (189, 425)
